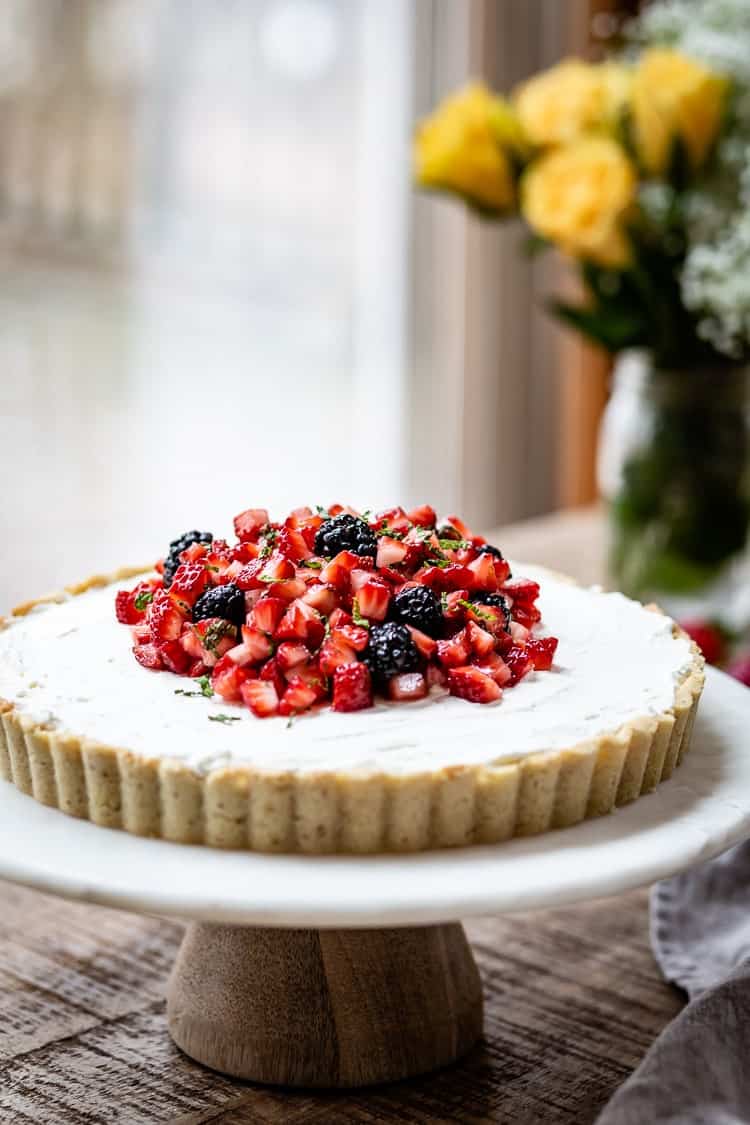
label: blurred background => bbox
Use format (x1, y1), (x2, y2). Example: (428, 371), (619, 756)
(0, 0), (637, 608)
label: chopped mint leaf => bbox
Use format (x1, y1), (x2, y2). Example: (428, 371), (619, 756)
(134, 589), (154, 611)
(202, 619), (236, 656)
(208, 713), (241, 724)
(315, 505), (329, 517)
(375, 527), (405, 539)
(438, 538), (471, 550)
(258, 573), (282, 584)
(258, 526), (277, 559)
(198, 675), (214, 698)
(300, 559), (323, 570)
(351, 597), (370, 629)
(286, 715), (296, 729)
(441, 592), (449, 613)
(175, 687), (204, 697)
(426, 554), (449, 569)
(414, 526), (434, 543)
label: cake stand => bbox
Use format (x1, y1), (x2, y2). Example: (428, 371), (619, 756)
(1, 667), (749, 1088)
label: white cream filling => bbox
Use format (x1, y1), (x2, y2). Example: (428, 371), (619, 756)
(0, 566), (693, 777)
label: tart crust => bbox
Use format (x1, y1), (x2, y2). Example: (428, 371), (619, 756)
(0, 568), (705, 854)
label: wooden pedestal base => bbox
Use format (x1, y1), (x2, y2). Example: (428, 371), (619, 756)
(167, 922), (483, 1088)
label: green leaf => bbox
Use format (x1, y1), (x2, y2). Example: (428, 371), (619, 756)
(351, 598), (370, 629)
(134, 589), (154, 612)
(208, 713), (241, 724)
(550, 300), (647, 354)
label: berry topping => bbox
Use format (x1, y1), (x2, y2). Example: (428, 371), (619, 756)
(192, 583), (246, 629)
(366, 622), (420, 682)
(314, 514), (378, 561)
(163, 530), (213, 587)
(389, 585), (443, 637)
(116, 503), (557, 718)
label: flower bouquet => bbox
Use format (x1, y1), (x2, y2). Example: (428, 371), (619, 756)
(414, 0), (750, 683)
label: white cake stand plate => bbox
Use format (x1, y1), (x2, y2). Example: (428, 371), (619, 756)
(1, 667), (748, 1087)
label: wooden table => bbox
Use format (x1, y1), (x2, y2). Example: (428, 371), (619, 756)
(0, 508), (684, 1125)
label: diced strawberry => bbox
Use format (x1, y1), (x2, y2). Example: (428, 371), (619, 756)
(426, 663), (448, 689)
(168, 562), (208, 609)
(331, 624), (370, 652)
(230, 540), (261, 564)
(415, 564), (474, 592)
(492, 557), (512, 584)
(157, 639), (191, 674)
(286, 509), (324, 550)
(260, 555), (296, 584)
(436, 629), (471, 668)
(387, 672), (427, 702)
(238, 625), (274, 664)
(211, 654), (252, 701)
(259, 658), (286, 698)
(378, 565), (410, 586)
(407, 504), (437, 528)
(526, 636), (558, 671)
(180, 618), (237, 667)
(203, 540), (233, 585)
(289, 659), (328, 698)
(276, 526), (312, 562)
(235, 559), (268, 590)
(356, 579), (390, 622)
(251, 596), (287, 634)
(133, 643), (163, 670)
(115, 580), (157, 625)
(320, 551), (369, 590)
(181, 541), (210, 565)
(448, 665), (502, 704)
(319, 636), (358, 676)
(474, 651), (512, 687)
(443, 514), (473, 539)
(501, 578), (540, 604)
(275, 599), (325, 648)
(328, 607), (353, 629)
(279, 681), (319, 716)
(464, 602), (506, 636)
(504, 644), (533, 684)
(465, 620), (496, 658)
(234, 508), (270, 542)
(376, 537), (408, 568)
(510, 621), (530, 645)
(407, 626), (438, 660)
(276, 641), (310, 673)
(332, 662), (373, 712)
(466, 553), (498, 592)
(241, 678), (279, 718)
(512, 604), (542, 630)
(187, 659), (209, 678)
(302, 584), (338, 615)
(131, 622), (152, 645)
(271, 578), (307, 601)
(224, 641), (254, 667)
(442, 588), (470, 622)
(148, 589), (187, 643)
(350, 568), (374, 593)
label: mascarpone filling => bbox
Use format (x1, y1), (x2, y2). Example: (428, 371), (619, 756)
(0, 567), (694, 777)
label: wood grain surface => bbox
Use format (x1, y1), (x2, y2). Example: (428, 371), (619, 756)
(0, 880), (682, 1124)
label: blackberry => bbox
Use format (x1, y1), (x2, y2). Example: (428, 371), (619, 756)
(164, 530), (213, 588)
(314, 513), (378, 560)
(365, 622), (420, 682)
(389, 585), (443, 637)
(470, 591), (511, 630)
(192, 583), (245, 630)
(436, 524), (462, 542)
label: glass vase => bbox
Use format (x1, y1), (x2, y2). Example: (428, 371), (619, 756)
(597, 349), (750, 635)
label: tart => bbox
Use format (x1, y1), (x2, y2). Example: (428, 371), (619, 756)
(0, 504), (704, 853)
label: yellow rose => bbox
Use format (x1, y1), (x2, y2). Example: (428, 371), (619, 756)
(631, 49), (729, 175)
(515, 59), (631, 147)
(522, 137), (636, 267)
(414, 82), (522, 213)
